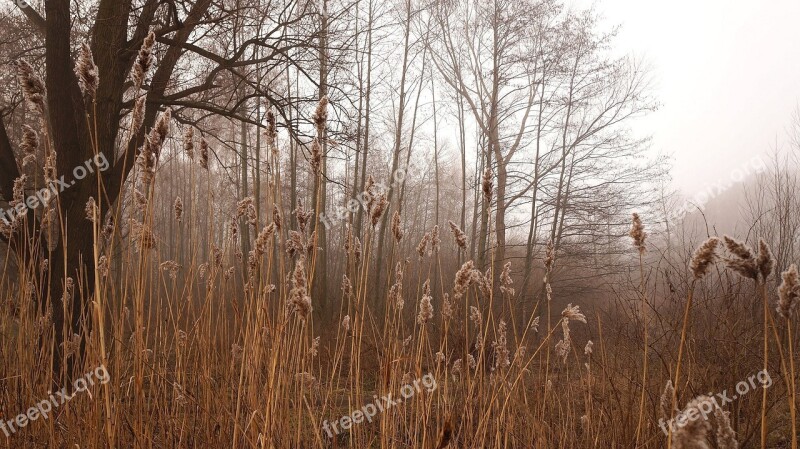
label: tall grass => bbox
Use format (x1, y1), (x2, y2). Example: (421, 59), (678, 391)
(0, 53), (798, 449)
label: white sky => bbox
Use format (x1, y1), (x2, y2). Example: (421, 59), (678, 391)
(576, 0), (800, 194)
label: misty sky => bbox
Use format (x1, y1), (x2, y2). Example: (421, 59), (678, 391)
(580, 0), (800, 194)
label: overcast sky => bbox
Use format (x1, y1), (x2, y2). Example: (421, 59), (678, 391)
(576, 0), (800, 194)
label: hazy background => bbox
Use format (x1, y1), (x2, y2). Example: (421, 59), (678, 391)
(578, 0), (800, 195)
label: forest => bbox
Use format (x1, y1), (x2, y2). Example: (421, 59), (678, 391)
(0, 0), (797, 448)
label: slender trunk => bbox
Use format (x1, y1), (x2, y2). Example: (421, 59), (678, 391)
(432, 71), (440, 227)
(375, 0), (412, 301)
(354, 0), (373, 240)
(313, 0), (329, 310)
(458, 90), (467, 266)
(522, 83), (545, 295)
(477, 143), (491, 270)
(240, 115), (251, 258)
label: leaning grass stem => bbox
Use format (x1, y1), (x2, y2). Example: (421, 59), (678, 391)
(789, 319), (797, 449)
(761, 282), (769, 449)
(668, 278), (696, 449)
(634, 251), (649, 448)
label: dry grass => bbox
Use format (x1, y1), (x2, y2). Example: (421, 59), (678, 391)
(0, 62), (797, 449)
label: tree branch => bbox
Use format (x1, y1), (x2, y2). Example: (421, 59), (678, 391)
(15, 1), (46, 35)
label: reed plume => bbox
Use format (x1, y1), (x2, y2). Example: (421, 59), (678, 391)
(20, 124), (38, 155)
(133, 31), (156, 90)
(431, 225), (441, 254)
(671, 396), (712, 449)
(690, 237), (719, 279)
(500, 261), (514, 296)
(130, 96), (146, 138)
(756, 239), (774, 281)
(562, 303), (587, 323)
(288, 257), (312, 320)
(199, 138), (210, 169)
(370, 193), (388, 226)
(417, 233), (430, 258)
(312, 95), (329, 136)
(418, 279), (433, 324)
(778, 264), (799, 319)
(310, 139), (322, 176)
(174, 197), (183, 223)
(722, 236), (758, 280)
(12, 175), (26, 206)
(492, 320), (510, 370)
(389, 262), (404, 311)
(85, 197), (98, 223)
(183, 127), (194, 159)
(713, 408), (738, 449)
(75, 42), (99, 99)
(482, 168), (493, 202)
(392, 211), (403, 242)
(453, 260), (475, 300)
(341, 275), (352, 299)
(448, 220), (467, 249)
(15, 60), (45, 110)
(629, 213), (646, 253)
(265, 109), (277, 154)
(660, 380), (676, 421)
(255, 223), (276, 256)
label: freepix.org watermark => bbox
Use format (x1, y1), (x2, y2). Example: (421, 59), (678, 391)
(320, 159), (423, 230)
(322, 373), (437, 438)
(667, 156), (766, 226)
(0, 365), (110, 437)
(0, 153), (109, 225)
(658, 369), (772, 436)
(10, 0), (32, 9)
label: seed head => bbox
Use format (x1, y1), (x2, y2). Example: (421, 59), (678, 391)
(391, 211), (403, 242)
(85, 197), (98, 223)
(659, 380), (676, 422)
(418, 279), (434, 325)
(713, 407), (738, 449)
(500, 261), (514, 296)
(453, 260), (475, 300)
(288, 257), (312, 320)
(370, 193), (387, 226)
(255, 223), (276, 256)
(562, 303), (587, 324)
(265, 109), (277, 153)
(341, 275), (353, 299)
(75, 43), (99, 99)
(310, 139), (322, 176)
(199, 138), (210, 169)
(690, 237), (719, 279)
(448, 220), (467, 249)
(756, 239), (774, 281)
(183, 127), (194, 159)
(130, 96), (146, 138)
(482, 167), (493, 202)
(629, 213), (646, 254)
(671, 395), (713, 449)
(133, 31), (156, 90)
(20, 125), (38, 155)
(312, 95), (329, 137)
(492, 320), (510, 370)
(431, 225), (441, 254)
(778, 264), (800, 319)
(544, 240), (555, 273)
(722, 236), (758, 280)
(174, 196), (183, 222)
(417, 233), (430, 259)
(15, 60), (45, 110)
